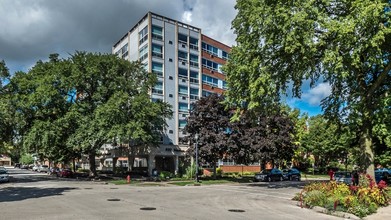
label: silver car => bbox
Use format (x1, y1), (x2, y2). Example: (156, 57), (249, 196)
(0, 169), (10, 183)
(38, 165), (49, 173)
(335, 171), (352, 185)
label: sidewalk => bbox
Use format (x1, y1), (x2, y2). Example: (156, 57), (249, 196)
(364, 205), (391, 220)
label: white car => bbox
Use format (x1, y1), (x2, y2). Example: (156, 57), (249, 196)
(38, 165), (49, 173)
(0, 169), (10, 183)
(32, 165), (39, 171)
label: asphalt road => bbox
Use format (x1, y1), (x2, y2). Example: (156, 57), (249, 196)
(0, 168), (343, 220)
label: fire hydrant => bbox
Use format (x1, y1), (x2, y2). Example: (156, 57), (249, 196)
(127, 175), (131, 184)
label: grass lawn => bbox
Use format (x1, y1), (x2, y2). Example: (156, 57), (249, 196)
(168, 179), (234, 186)
(301, 173), (329, 179)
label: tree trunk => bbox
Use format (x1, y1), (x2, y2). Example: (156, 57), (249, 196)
(360, 121), (375, 178)
(89, 151), (97, 177)
(127, 141), (137, 172)
(213, 163), (217, 179)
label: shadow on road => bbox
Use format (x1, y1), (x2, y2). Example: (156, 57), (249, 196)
(0, 186), (78, 202)
(246, 179), (329, 189)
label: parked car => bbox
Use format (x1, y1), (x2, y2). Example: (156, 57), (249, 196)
(32, 165), (39, 171)
(38, 165), (49, 173)
(58, 169), (73, 178)
(21, 164), (29, 169)
(14, 163), (21, 168)
(282, 168), (301, 181)
(334, 171), (352, 185)
(254, 168), (284, 182)
(0, 166), (6, 171)
(49, 167), (60, 176)
(375, 169), (390, 184)
(0, 169), (10, 183)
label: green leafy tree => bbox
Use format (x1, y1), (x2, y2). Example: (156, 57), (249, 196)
(65, 52), (172, 176)
(20, 154), (34, 165)
(302, 115), (354, 170)
(226, 0), (391, 177)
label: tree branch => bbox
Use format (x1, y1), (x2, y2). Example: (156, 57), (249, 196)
(367, 60), (391, 98)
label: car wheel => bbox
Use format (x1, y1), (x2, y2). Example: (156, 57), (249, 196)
(268, 177), (272, 182)
(298, 177), (301, 181)
(279, 176), (283, 181)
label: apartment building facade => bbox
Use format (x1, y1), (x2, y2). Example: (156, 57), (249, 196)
(112, 12), (230, 175)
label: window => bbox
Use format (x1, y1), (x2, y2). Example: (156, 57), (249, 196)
(190, 88), (199, 100)
(222, 51), (229, 60)
(189, 37), (198, 50)
(152, 81), (163, 95)
(190, 54), (198, 68)
(152, 25), (163, 40)
(121, 43), (128, 54)
(202, 42), (218, 56)
(178, 51), (187, 63)
(152, 44), (163, 58)
(178, 68), (187, 78)
(152, 98), (163, 102)
(179, 120), (187, 128)
(190, 71), (199, 83)
(139, 44), (148, 61)
(121, 44), (128, 58)
(178, 33), (187, 44)
(202, 74), (218, 87)
(202, 90), (213, 97)
(152, 62), (163, 77)
(178, 103), (188, 112)
(169, 40), (173, 44)
(178, 85), (188, 95)
(139, 26), (148, 45)
(202, 58), (218, 71)
(169, 76), (173, 80)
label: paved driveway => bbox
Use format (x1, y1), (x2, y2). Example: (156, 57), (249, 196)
(0, 168), (342, 220)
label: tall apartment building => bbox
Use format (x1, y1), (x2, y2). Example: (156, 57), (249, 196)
(112, 12), (230, 174)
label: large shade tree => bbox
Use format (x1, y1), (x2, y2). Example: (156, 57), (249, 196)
(185, 94), (231, 177)
(225, 0), (391, 177)
(228, 109), (296, 168)
(2, 52), (172, 176)
(64, 52), (172, 176)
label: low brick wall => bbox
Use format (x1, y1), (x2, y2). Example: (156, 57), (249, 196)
(220, 165), (261, 173)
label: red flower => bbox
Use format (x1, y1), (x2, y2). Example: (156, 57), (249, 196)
(349, 185), (358, 192)
(377, 180), (387, 190)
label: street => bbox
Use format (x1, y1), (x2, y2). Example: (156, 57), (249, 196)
(0, 168), (342, 220)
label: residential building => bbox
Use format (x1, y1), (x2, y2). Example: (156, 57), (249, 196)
(112, 12), (230, 175)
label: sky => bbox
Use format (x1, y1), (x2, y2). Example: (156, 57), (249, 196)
(0, 0), (328, 116)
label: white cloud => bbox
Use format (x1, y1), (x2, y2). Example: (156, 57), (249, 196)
(302, 83), (331, 106)
(181, 11), (193, 23)
(184, 0), (237, 46)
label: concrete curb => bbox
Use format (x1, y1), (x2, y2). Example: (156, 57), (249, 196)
(297, 202), (361, 220)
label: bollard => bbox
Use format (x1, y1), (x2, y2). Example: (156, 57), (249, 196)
(127, 175), (131, 184)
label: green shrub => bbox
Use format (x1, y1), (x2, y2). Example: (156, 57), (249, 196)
(159, 171), (173, 179)
(303, 190), (327, 207)
(216, 167), (223, 176)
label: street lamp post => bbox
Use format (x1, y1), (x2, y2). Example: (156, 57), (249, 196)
(195, 133), (199, 183)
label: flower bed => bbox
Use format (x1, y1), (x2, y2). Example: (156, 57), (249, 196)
(294, 174), (391, 218)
